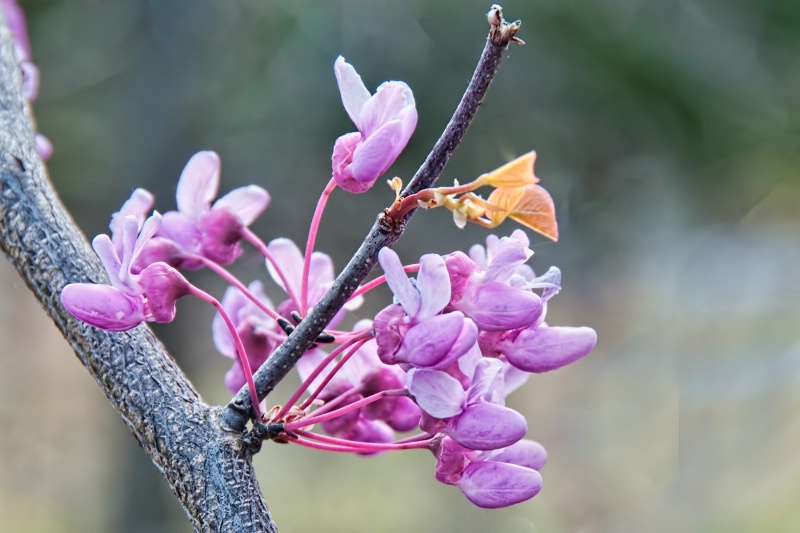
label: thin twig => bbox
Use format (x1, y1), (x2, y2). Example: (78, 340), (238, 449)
(223, 8), (523, 432)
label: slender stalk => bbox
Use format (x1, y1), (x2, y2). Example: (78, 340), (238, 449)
(301, 178), (337, 315)
(295, 430), (432, 452)
(190, 254), (282, 321)
(273, 336), (367, 421)
(283, 389), (407, 432)
(189, 286), (262, 421)
(299, 337), (370, 410)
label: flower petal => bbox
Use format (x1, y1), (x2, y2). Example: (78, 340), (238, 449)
(359, 81), (415, 138)
(395, 312), (467, 367)
(386, 396), (422, 432)
(138, 263), (190, 323)
(455, 282), (542, 332)
(331, 131), (363, 192)
(266, 238), (304, 297)
(213, 185), (270, 226)
(334, 56), (371, 130)
(407, 368), (466, 419)
(491, 439), (548, 471)
(212, 285), (249, 358)
(176, 151), (221, 218)
(448, 402), (527, 450)
(378, 247), (420, 317)
(504, 326), (597, 373)
(456, 462), (542, 509)
(91, 234), (122, 288)
(350, 119), (407, 186)
(110, 188), (154, 253)
(307, 251), (335, 306)
(466, 358), (505, 404)
(415, 253), (451, 321)
(61, 283), (144, 331)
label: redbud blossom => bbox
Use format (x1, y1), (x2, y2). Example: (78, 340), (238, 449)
(332, 56), (417, 193)
(61, 214), (191, 331)
(143, 151), (270, 269)
(431, 435), (544, 509)
(445, 232), (544, 331)
(212, 281), (279, 392)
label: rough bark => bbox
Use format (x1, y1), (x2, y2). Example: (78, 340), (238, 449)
(0, 18), (277, 533)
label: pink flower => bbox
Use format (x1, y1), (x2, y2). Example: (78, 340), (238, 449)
(212, 281), (280, 392)
(142, 151), (270, 269)
(61, 214), (191, 331)
(331, 56), (417, 193)
(431, 436), (545, 508)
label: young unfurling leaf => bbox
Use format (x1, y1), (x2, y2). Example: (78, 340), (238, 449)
(485, 184), (558, 241)
(475, 151), (539, 188)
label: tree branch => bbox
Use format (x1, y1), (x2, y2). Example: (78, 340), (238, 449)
(0, 17), (276, 533)
(224, 10), (522, 432)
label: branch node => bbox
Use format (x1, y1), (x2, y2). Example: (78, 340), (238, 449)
(378, 209), (406, 235)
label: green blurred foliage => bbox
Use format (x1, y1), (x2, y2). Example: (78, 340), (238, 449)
(2, 0), (800, 531)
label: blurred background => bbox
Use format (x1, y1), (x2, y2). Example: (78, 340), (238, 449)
(1, 0), (799, 531)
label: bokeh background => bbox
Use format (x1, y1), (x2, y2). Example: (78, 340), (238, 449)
(2, 0), (800, 531)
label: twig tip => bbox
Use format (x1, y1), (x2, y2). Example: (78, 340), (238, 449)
(487, 4), (523, 46)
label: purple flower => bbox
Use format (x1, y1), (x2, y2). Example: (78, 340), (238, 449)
(374, 248), (476, 369)
(110, 188), (155, 261)
(332, 56), (417, 193)
(410, 358), (527, 451)
(431, 436), (544, 508)
(445, 232), (544, 332)
(61, 214), (191, 331)
(141, 151), (270, 269)
(212, 281), (280, 392)
(481, 325), (597, 373)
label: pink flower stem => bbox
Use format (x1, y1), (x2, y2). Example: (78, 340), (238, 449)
(283, 388), (407, 432)
(294, 430), (432, 452)
(281, 434), (372, 454)
(299, 337), (371, 410)
(273, 335), (367, 421)
(241, 227), (302, 311)
(393, 432), (437, 444)
(189, 254), (282, 321)
(187, 286), (261, 421)
(301, 178), (337, 315)
(320, 325), (372, 344)
(348, 264), (420, 301)
(299, 383), (358, 417)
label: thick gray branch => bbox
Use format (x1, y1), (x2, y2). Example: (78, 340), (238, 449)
(0, 19), (276, 533)
(225, 15), (520, 431)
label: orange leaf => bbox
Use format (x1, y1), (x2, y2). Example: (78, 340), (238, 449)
(485, 186), (527, 226)
(487, 184), (558, 241)
(476, 151), (539, 188)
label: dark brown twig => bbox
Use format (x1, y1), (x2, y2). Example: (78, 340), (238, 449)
(224, 4), (523, 433)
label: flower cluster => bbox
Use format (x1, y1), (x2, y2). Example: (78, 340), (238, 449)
(365, 231), (595, 506)
(58, 55), (596, 510)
